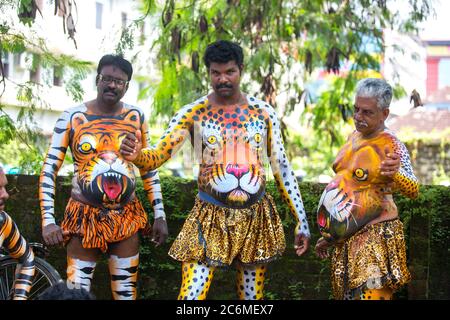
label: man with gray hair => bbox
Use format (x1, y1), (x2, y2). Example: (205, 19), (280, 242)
(314, 78), (419, 300)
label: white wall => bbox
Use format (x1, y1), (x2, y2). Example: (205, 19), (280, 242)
(1, 0), (159, 135)
(383, 29), (427, 116)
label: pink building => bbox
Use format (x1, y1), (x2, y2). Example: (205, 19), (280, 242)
(425, 40), (450, 100)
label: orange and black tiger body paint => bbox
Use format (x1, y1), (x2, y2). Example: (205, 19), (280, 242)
(129, 95), (310, 300)
(39, 104), (165, 229)
(0, 211), (35, 300)
(317, 129), (419, 243)
(39, 103), (165, 299)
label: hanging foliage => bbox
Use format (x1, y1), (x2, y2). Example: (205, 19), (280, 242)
(139, 0), (431, 134)
(0, 0), (90, 173)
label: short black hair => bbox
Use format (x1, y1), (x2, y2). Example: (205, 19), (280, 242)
(37, 282), (96, 300)
(97, 54), (133, 80)
(203, 40), (244, 69)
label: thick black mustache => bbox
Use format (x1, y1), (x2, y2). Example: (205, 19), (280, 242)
(216, 83), (233, 89)
(103, 88), (118, 95)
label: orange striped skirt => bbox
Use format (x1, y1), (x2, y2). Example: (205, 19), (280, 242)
(61, 197), (148, 252)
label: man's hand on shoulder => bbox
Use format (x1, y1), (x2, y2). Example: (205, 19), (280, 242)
(380, 146), (400, 178)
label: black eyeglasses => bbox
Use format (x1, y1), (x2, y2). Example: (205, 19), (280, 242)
(98, 74), (129, 87)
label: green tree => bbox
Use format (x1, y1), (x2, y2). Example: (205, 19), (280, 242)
(0, 0), (90, 173)
(138, 0), (433, 178)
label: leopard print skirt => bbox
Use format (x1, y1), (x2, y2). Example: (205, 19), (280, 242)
(61, 197), (148, 252)
(331, 218), (411, 300)
(168, 194), (286, 267)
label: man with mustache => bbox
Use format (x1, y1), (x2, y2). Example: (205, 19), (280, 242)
(314, 78), (419, 300)
(0, 166), (35, 299)
(120, 40), (310, 299)
(39, 55), (167, 299)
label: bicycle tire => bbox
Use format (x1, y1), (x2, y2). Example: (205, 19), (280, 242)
(0, 255), (62, 300)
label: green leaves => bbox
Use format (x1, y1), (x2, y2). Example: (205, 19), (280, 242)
(142, 0), (430, 119)
(0, 114), (15, 143)
(17, 0), (40, 26)
(0, 1), (91, 173)
(133, 0), (433, 180)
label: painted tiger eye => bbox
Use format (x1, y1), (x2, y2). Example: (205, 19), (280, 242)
(254, 133), (262, 143)
(353, 168), (369, 181)
(355, 168), (364, 178)
(81, 142), (92, 152)
(207, 136), (217, 144)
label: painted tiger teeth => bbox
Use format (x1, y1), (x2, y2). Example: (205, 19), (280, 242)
(103, 172), (121, 178)
(97, 177), (103, 192)
(121, 176), (127, 195)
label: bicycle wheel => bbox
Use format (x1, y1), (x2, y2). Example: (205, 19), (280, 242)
(0, 256), (62, 300)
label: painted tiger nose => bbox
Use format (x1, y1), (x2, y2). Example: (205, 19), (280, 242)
(99, 152), (118, 163)
(226, 164), (249, 179)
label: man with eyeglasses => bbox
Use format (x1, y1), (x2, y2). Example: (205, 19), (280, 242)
(314, 78), (419, 300)
(39, 54), (168, 299)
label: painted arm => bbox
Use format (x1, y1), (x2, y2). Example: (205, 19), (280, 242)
(138, 116), (168, 246)
(139, 117), (166, 220)
(265, 107), (310, 239)
(38, 110), (71, 228)
(123, 104), (195, 171)
(392, 139), (419, 199)
(0, 211), (35, 300)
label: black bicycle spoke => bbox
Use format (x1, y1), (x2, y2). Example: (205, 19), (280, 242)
(1, 245), (62, 300)
(28, 282), (48, 300)
(5, 265), (11, 298)
(0, 277), (8, 299)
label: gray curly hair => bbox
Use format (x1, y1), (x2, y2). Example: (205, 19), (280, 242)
(355, 78), (393, 110)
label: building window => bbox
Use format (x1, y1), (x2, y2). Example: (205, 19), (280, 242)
(53, 66), (63, 86)
(13, 53), (21, 67)
(121, 12), (127, 29)
(30, 64), (41, 83)
(1, 52), (10, 78)
(138, 81), (146, 92)
(95, 2), (103, 29)
(139, 21), (145, 45)
(438, 58), (450, 89)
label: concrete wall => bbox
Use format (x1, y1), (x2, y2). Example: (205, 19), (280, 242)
(407, 140), (450, 185)
(3, 174), (449, 300)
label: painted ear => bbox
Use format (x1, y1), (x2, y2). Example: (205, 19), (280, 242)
(71, 112), (89, 129)
(122, 109), (141, 127)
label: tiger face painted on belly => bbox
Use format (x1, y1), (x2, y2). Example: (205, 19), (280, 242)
(131, 95), (310, 237)
(197, 114), (266, 207)
(317, 131), (395, 243)
(70, 110), (140, 209)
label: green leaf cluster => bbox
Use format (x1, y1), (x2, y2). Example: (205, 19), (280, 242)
(133, 0), (433, 175)
(0, 0), (90, 173)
